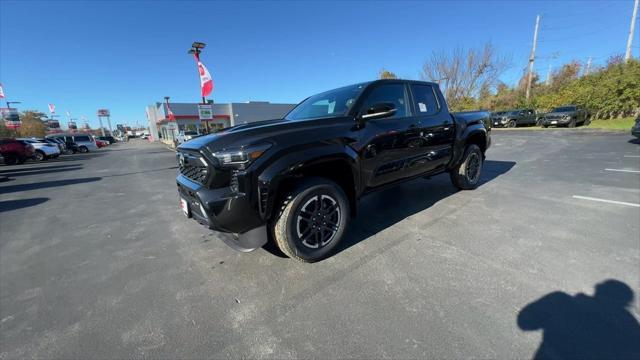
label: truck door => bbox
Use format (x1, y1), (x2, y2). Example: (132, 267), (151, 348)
(358, 82), (421, 189)
(407, 83), (455, 174)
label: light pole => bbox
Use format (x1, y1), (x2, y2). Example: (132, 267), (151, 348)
(188, 41), (210, 134)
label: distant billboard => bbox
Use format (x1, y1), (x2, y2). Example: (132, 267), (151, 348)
(1, 108), (21, 129)
(97, 109), (110, 116)
(46, 120), (60, 129)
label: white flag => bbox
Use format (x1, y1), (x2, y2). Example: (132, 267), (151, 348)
(0, 83), (5, 99)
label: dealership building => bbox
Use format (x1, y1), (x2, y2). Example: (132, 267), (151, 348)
(145, 101), (295, 145)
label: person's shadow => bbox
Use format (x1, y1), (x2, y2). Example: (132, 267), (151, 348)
(518, 279), (640, 359)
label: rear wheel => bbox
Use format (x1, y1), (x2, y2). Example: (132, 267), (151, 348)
(272, 177), (349, 262)
(450, 144), (483, 190)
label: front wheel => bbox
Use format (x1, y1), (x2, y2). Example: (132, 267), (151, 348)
(272, 177), (350, 262)
(450, 144), (483, 190)
(78, 146), (89, 153)
(34, 150), (46, 161)
(568, 119), (576, 128)
(508, 120), (517, 128)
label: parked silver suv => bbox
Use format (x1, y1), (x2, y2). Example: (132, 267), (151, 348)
(47, 134), (98, 153)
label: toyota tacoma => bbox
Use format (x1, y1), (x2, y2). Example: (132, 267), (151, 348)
(176, 79), (491, 262)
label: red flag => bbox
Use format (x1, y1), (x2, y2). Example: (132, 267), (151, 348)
(166, 102), (176, 121)
(48, 104), (56, 113)
(194, 54), (214, 97)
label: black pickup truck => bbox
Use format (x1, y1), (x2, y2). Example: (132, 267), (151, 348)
(176, 80), (491, 262)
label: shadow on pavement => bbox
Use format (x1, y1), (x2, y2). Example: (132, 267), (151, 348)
(0, 177), (101, 194)
(0, 166), (83, 178)
(333, 160), (515, 255)
(101, 166), (178, 178)
(518, 279), (640, 359)
(262, 160), (516, 258)
(0, 164), (81, 174)
(0, 198), (49, 213)
(45, 153), (106, 162)
(629, 138), (640, 145)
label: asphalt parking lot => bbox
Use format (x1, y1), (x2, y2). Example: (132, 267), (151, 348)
(1, 131), (639, 358)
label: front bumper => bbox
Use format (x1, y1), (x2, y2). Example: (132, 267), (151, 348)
(176, 174), (268, 251)
(542, 118), (571, 126)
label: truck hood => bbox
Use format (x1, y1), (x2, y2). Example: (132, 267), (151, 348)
(178, 116), (354, 153)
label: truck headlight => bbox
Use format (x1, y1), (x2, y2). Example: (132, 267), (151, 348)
(212, 143), (272, 169)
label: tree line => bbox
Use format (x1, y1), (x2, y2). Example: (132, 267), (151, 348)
(380, 43), (640, 118)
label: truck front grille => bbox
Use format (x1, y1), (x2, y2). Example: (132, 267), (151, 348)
(178, 151), (209, 185)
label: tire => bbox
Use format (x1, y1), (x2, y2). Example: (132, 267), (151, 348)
(78, 146), (89, 153)
(450, 144), (484, 190)
(3, 154), (17, 165)
(271, 177), (350, 262)
(508, 120), (517, 128)
(34, 150), (46, 161)
(542, 124), (548, 128)
(568, 118), (576, 128)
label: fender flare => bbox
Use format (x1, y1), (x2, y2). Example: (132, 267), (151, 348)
(257, 143), (360, 220)
(449, 125), (488, 169)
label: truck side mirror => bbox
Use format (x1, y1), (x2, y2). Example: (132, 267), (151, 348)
(361, 102), (397, 121)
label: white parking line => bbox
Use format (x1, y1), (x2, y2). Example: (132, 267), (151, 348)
(604, 168), (640, 173)
(623, 155), (640, 158)
(572, 195), (640, 208)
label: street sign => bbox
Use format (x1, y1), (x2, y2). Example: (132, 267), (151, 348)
(97, 109), (110, 116)
(167, 122), (177, 130)
(198, 104), (213, 120)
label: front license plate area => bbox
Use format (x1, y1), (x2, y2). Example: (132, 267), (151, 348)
(180, 197), (191, 217)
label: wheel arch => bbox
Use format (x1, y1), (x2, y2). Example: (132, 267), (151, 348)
(259, 146), (359, 221)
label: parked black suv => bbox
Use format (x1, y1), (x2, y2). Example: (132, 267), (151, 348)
(176, 80), (491, 262)
(632, 115), (640, 139)
(492, 109), (537, 128)
(541, 105), (590, 127)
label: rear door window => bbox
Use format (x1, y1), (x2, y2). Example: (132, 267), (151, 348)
(74, 135), (90, 142)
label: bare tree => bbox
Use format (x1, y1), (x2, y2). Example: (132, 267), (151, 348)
(421, 43), (510, 111)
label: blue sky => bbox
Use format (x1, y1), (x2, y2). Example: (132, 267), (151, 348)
(0, 0), (637, 128)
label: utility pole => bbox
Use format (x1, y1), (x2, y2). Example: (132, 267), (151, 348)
(625, 0), (639, 62)
(526, 14), (541, 101)
(585, 56), (592, 76)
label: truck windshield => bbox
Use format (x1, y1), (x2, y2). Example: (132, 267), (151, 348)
(285, 83), (367, 121)
(552, 106), (576, 112)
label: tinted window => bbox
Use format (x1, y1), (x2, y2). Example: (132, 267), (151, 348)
(552, 106), (576, 112)
(74, 135), (90, 142)
(410, 84), (439, 116)
(361, 84), (408, 119)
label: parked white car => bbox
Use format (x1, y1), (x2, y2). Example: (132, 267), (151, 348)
(176, 130), (200, 144)
(19, 138), (61, 161)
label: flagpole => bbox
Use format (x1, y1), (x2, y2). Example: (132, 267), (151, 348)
(189, 42), (210, 134)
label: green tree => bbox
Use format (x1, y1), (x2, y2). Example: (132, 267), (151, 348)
(378, 68), (398, 79)
(17, 111), (48, 138)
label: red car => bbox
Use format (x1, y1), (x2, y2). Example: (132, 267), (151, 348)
(0, 138), (35, 165)
(95, 139), (108, 148)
